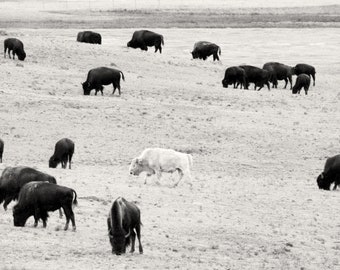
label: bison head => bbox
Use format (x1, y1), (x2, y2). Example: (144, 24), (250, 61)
(13, 206), (31, 227)
(109, 230), (131, 255)
(129, 158), (145, 176)
(18, 51), (26, 61)
(191, 51), (199, 59)
(82, 82), (92, 95)
(49, 157), (59, 168)
(317, 173), (331, 190)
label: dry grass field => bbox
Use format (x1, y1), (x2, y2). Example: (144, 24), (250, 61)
(0, 2), (340, 270)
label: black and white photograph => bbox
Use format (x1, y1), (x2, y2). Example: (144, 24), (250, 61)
(0, 0), (340, 269)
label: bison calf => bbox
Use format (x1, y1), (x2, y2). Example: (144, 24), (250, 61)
(317, 155), (340, 190)
(49, 138), (74, 169)
(108, 197), (143, 255)
(13, 182), (77, 230)
(292, 74), (310, 95)
(4, 38), (26, 61)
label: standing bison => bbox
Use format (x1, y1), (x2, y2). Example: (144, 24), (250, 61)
(77, 31), (102, 44)
(262, 62), (294, 89)
(222, 66), (247, 89)
(13, 182), (77, 230)
(293, 63), (316, 86)
(191, 41), (221, 61)
(292, 74), (310, 95)
(4, 38), (26, 61)
(129, 148), (193, 187)
(127, 30), (164, 53)
(0, 139), (3, 163)
(0, 166), (57, 210)
(49, 138), (74, 169)
(317, 155), (340, 190)
(239, 65), (271, 90)
(82, 67), (125, 96)
(107, 197), (143, 255)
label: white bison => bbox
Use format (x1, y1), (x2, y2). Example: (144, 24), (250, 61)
(129, 148), (193, 187)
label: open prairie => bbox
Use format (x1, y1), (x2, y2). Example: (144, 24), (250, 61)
(1, 2), (340, 270)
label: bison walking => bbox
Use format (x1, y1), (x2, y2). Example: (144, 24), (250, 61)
(292, 74), (310, 95)
(4, 38), (26, 61)
(127, 30), (164, 53)
(107, 197), (143, 255)
(13, 182), (77, 230)
(82, 67), (125, 96)
(129, 148), (193, 187)
(262, 62), (294, 89)
(317, 155), (340, 190)
(191, 41), (221, 61)
(49, 138), (75, 169)
(77, 31), (102, 44)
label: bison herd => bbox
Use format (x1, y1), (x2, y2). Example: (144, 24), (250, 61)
(0, 28), (334, 256)
(4, 30), (315, 96)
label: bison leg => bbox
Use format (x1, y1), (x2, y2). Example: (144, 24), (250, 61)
(173, 169), (184, 187)
(304, 87), (308, 95)
(4, 47), (6, 58)
(62, 204), (76, 231)
(312, 73), (315, 86)
(155, 171), (162, 185)
(130, 230), (136, 253)
(158, 45), (162, 54)
(59, 208), (63, 218)
(68, 153), (73, 169)
(135, 223), (143, 254)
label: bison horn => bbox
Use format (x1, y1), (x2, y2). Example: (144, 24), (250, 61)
(125, 228), (131, 238)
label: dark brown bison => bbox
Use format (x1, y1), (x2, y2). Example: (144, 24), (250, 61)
(4, 38), (26, 61)
(293, 63), (316, 86)
(107, 197), (143, 255)
(292, 74), (310, 95)
(191, 41), (221, 61)
(317, 155), (340, 190)
(82, 67), (125, 96)
(0, 166), (57, 210)
(127, 30), (164, 53)
(0, 139), (3, 163)
(49, 138), (74, 169)
(77, 31), (102, 44)
(222, 66), (247, 89)
(262, 62), (294, 89)
(239, 65), (270, 90)
(13, 182), (77, 230)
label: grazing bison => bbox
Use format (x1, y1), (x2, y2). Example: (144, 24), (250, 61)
(129, 148), (193, 187)
(0, 139), (3, 163)
(0, 166), (57, 210)
(222, 66), (247, 89)
(77, 31), (102, 44)
(49, 138), (74, 169)
(13, 182), (77, 230)
(107, 197), (143, 255)
(292, 74), (310, 95)
(239, 65), (271, 90)
(4, 38), (26, 61)
(127, 30), (164, 53)
(293, 63), (316, 86)
(317, 155), (340, 190)
(191, 41), (221, 61)
(82, 67), (125, 96)
(262, 62), (294, 89)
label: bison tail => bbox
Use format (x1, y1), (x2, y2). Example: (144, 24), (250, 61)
(161, 35), (164, 45)
(72, 189), (78, 206)
(218, 46), (221, 56)
(120, 71), (125, 81)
